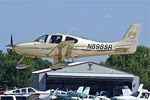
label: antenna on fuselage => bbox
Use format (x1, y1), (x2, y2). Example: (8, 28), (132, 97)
(67, 27), (75, 35)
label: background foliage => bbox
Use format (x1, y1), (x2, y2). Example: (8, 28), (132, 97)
(104, 46), (150, 90)
(0, 45), (150, 90)
(0, 50), (51, 88)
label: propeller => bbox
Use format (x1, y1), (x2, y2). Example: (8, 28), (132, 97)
(6, 35), (15, 52)
(6, 35), (29, 69)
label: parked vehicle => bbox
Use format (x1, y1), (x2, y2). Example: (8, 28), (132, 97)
(0, 93), (39, 100)
(4, 87), (51, 100)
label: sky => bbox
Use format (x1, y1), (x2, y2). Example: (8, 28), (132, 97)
(0, 0), (150, 63)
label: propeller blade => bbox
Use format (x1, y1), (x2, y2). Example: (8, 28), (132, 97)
(11, 34), (13, 45)
(6, 35), (15, 52)
(6, 44), (12, 47)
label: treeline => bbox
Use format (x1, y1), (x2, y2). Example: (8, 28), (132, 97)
(104, 46), (150, 90)
(0, 45), (150, 90)
(0, 50), (51, 88)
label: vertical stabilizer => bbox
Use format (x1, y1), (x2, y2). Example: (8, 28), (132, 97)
(122, 24), (141, 43)
(138, 84), (144, 92)
(83, 87), (90, 95)
(76, 86), (84, 93)
(116, 24), (142, 54)
(122, 86), (132, 96)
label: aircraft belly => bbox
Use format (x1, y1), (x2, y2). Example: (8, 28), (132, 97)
(33, 49), (50, 57)
(19, 48), (50, 57)
(72, 50), (114, 58)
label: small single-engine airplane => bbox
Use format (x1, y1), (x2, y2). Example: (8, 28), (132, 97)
(112, 84), (150, 100)
(7, 24), (141, 69)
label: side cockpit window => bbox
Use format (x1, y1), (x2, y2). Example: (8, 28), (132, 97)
(65, 36), (78, 43)
(50, 35), (62, 44)
(34, 35), (48, 43)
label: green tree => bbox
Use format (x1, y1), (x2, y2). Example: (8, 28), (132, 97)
(0, 50), (52, 88)
(105, 46), (150, 90)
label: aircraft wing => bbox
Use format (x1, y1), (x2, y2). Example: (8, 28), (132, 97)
(47, 41), (74, 64)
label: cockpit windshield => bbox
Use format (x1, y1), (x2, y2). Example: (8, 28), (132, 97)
(34, 35), (48, 43)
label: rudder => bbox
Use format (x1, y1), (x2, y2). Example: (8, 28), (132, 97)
(122, 24), (141, 44)
(119, 24), (142, 53)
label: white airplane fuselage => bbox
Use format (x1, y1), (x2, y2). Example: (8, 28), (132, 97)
(13, 34), (135, 58)
(113, 90), (150, 100)
(112, 84), (150, 100)
(9, 24), (141, 64)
